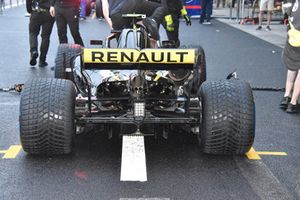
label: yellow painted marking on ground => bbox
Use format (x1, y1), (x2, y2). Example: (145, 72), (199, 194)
(246, 147), (262, 160)
(246, 147), (288, 160)
(256, 151), (288, 156)
(0, 150), (6, 153)
(1, 145), (22, 159)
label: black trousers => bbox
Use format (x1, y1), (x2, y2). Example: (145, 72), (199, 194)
(29, 11), (55, 61)
(200, 0), (212, 22)
(55, 5), (84, 46)
(110, 0), (166, 30)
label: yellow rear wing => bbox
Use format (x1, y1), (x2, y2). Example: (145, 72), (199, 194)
(83, 48), (196, 70)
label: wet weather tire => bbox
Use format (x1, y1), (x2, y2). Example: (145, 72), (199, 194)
(199, 80), (255, 155)
(191, 45), (206, 95)
(54, 44), (81, 81)
(20, 78), (76, 154)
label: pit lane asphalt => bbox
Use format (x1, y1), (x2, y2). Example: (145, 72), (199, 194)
(0, 6), (300, 200)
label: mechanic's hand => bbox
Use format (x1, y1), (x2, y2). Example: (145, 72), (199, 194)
(181, 8), (191, 26)
(49, 6), (55, 17)
(165, 14), (174, 31)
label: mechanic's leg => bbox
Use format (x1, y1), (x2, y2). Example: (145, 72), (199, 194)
(166, 13), (180, 47)
(40, 13), (55, 64)
(29, 12), (41, 65)
(66, 7), (84, 46)
(200, 0), (208, 23)
(136, 0), (166, 24)
(284, 69), (297, 98)
(111, 13), (130, 30)
(150, 6), (167, 24)
(55, 6), (68, 44)
(135, 0), (165, 40)
(110, 0), (136, 30)
(207, 0), (213, 21)
(29, 12), (40, 54)
(135, 0), (158, 17)
(290, 70), (300, 105)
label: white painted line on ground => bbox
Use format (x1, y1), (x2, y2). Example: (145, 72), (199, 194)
(120, 198), (170, 200)
(120, 135), (147, 182)
(296, 171), (300, 200)
(296, 168), (300, 199)
(235, 157), (294, 200)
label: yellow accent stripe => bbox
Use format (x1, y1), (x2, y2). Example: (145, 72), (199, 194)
(2, 145), (22, 159)
(0, 150), (6, 153)
(246, 147), (261, 160)
(154, 75), (161, 81)
(256, 151), (287, 156)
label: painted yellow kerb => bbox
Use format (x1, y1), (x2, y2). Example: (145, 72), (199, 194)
(1, 145), (22, 159)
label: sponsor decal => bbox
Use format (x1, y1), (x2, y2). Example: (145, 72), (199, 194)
(83, 48), (195, 64)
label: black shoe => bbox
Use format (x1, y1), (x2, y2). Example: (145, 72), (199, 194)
(38, 60), (48, 67)
(256, 26), (262, 30)
(30, 51), (38, 66)
(143, 17), (160, 40)
(280, 96), (291, 109)
(286, 102), (300, 113)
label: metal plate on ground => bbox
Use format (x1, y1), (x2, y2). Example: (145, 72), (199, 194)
(120, 135), (147, 182)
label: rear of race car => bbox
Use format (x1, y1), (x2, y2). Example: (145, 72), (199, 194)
(76, 47), (202, 137)
(19, 44), (255, 156)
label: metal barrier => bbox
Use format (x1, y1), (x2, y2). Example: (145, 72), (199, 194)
(213, 0), (252, 20)
(213, 0), (284, 22)
(0, 0), (25, 16)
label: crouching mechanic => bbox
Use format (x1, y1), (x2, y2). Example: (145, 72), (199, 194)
(26, 0), (55, 67)
(149, 0), (191, 47)
(101, 0), (167, 40)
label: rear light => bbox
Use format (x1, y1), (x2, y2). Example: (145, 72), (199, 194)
(134, 102), (145, 117)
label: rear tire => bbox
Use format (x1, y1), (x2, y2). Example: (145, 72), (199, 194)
(199, 80), (255, 155)
(54, 44), (81, 81)
(20, 78), (76, 154)
(191, 45), (206, 95)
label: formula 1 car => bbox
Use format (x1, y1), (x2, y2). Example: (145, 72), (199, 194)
(19, 14), (255, 155)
